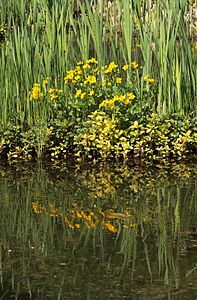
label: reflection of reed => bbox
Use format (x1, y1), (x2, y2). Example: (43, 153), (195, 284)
(0, 163), (196, 297)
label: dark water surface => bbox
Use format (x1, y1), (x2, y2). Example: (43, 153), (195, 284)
(0, 161), (196, 300)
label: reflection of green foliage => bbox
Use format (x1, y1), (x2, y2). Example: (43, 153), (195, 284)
(0, 163), (196, 297)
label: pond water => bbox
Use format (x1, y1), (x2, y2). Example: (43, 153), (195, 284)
(0, 161), (196, 300)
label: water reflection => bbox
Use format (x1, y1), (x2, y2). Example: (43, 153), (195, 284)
(0, 162), (196, 299)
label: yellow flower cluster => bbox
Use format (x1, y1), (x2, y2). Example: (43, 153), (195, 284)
(131, 61), (138, 69)
(43, 77), (50, 88)
(84, 75), (97, 85)
(48, 88), (63, 101)
(144, 75), (155, 84)
(64, 58), (99, 87)
(29, 83), (43, 100)
(122, 61), (139, 71)
(104, 61), (118, 74)
(64, 69), (77, 84)
(99, 92), (136, 109)
(115, 77), (122, 84)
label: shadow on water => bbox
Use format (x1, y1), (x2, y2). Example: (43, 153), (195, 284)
(0, 161), (196, 299)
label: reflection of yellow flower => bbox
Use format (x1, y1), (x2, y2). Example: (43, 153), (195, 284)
(50, 207), (58, 216)
(123, 225), (129, 228)
(75, 223), (80, 229)
(105, 221), (118, 233)
(32, 202), (42, 213)
(76, 211), (82, 219)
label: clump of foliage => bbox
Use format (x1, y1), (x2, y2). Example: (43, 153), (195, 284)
(0, 59), (196, 164)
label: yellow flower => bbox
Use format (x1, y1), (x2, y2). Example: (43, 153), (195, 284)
(30, 83), (43, 100)
(83, 63), (91, 69)
(80, 92), (86, 99)
(86, 57), (98, 64)
(122, 64), (129, 71)
(64, 77), (68, 84)
(144, 75), (155, 83)
(75, 89), (82, 97)
(147, 78), (155, 83)
(74, 75), (81, 81)
(113, 95), (119, 101)
(119, 95), (125, 101)
(43, 77), (49, 88)
(48, 88), (61, 101)
(84, 75), (96, 85)
(93, 67), (100, 74)
(99, 100), (105, 108)
(144, 75), (149, 81)
(115, 77), (122, 84)
(131, 61), (138, 69)
(104, 62), (118, 74)
(50, 93), (58, 101)
(108, 99), (115, 109)
(124, 98), (130, 105)
(89, 90), (95, 96)
(75, 66), (83, 75)
(66, 70), (75, 79)
(127, 92), (135, 100)
(77, 61), (84, 65)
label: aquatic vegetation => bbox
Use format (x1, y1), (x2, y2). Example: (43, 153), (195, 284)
(0, 162), (197, 298)
(32, 202), (138, 234)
